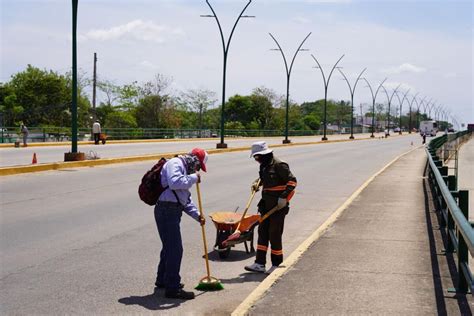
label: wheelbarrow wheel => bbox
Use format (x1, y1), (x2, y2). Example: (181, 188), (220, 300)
(217, 246), (231, 259)
(215, 229), (232, 259)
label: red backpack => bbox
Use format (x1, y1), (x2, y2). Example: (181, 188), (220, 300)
(138, 158), (168, 206)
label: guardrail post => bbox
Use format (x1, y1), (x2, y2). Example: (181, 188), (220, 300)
(442, 173), (456, 252)
(457, 190), (469, 293)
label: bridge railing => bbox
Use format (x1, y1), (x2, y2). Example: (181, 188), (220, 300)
(0, 126), (353, 143)
(426, 130), (473, 293)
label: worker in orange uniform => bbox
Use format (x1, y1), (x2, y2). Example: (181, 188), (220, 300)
(245, 141), (297, 275)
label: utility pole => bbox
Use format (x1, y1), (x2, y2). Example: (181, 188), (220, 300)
(92, 52), (97, 121)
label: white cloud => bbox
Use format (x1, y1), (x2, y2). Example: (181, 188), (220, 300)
(382, 63), (426, 75)
(139, 60), (160, 70)
(292, 16), (312, 24)
(79, 20), (185, 43)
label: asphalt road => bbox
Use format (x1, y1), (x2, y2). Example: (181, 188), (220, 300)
(0, 134), (420, 314)
(0, 133), (390, 167)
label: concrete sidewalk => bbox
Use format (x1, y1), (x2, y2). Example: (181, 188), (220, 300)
(246, 147), (472, 315)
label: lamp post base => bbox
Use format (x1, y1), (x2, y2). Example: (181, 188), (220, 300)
(370, 134), (375, 138)
(282, 139), (291, 144)
(322, 137), (328, 141)
(64, 152), (85, 161)
(349, 135), (355, 140)
(399, 131), (402, 135)
(216, 143), (228, 149)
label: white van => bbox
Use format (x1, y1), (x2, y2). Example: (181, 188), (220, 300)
(419, 120), (438, 136)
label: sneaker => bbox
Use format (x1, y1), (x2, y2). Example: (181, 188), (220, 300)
(244, 263), (266, 273)
(266, 266), (278, 274)
(165, 289), (195, 300)
(155, 281), (184, 289)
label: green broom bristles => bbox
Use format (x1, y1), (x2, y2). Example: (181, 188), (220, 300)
(195, 276), (224, 291)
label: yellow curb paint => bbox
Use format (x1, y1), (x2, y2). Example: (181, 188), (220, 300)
(0, 135), (397, 176)
(231, 145), (423, 316)
(0, 137), (222, 148)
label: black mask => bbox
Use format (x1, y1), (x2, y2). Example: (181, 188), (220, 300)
(181, 154), (200, 174)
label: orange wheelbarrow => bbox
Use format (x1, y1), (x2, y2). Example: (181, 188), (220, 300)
(99, 133), (107, 145)
(209, 212), (261, 259)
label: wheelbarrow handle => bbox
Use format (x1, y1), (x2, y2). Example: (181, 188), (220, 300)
(246, 204), (283, 233)
(234, 179), (261, 233)
(259, 204), (280, 223)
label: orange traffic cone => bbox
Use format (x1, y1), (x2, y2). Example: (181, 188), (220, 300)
(32, 153), (37, 164)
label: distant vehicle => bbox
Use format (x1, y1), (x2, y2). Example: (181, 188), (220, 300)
(448, 128), (455, 133)
(394, 127), (401, 133)
(419, 120), (438, 136)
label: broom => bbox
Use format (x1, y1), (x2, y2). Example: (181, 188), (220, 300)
(195, 181), (224, 291)
(222, 179), (260, 246)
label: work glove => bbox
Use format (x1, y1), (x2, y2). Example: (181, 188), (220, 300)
(199, 215), (206, 226)
(196, 172), (201, 183)
(251, 179), (260, 192)
(277, 197), (287, 210)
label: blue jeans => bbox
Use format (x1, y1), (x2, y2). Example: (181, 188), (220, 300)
(155, 201), (184, 291)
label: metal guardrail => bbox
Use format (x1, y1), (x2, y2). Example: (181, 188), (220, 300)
(425, 130), (473, 293)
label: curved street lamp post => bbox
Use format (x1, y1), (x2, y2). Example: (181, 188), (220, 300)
(202, 0), (254, 149)
(415, 95), (427, 131)
(427, 101), (437, 119)
(269, 32), (311, 144)
(407, 92), (419, 133)
(381, 84), (401, 137)
(362, 78), (387, 138)
(394, 89), (410, 134)
(311, 54), (345, 141)
(338, 68), (367, 139)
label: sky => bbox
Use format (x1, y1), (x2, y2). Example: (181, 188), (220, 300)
(1, 0), (473, 127)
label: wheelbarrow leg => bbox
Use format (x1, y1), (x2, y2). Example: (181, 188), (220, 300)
(250, 230), (255, 253)
(244, 240), (249, 254)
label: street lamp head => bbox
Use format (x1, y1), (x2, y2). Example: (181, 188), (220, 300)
(298, 48), (310, 51)
(200, 14), (215, 17)
(241, 15), (256, 18)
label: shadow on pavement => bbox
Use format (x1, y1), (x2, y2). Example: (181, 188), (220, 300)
(219, 272), (267, 285)
(205, 249), (255, 262)
(118, 287), (182, 311)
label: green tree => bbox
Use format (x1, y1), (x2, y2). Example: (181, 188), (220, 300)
(1, 65), (91, 127)
(135, 95), (166, 128)
(225, 93), (276, 129)
(180, 88), (217, 130)
(106, 111), (137, 128)
(0, 83), (24, 126)
(117, 82), (139, 111)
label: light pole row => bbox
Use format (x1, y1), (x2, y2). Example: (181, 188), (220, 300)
(70, 1), (454, 152)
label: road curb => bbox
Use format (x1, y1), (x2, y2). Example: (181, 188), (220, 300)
(231, 144), (423, 316)
(0, 136), (380, 176)
(0, 137), (222, 148)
